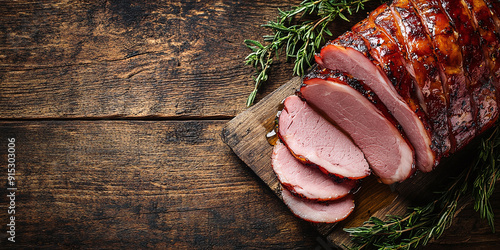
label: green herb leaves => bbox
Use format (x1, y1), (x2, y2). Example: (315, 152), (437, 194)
(473, 128), (500, 232)
(244, 0), (370, 106)
(345, 126), (500, 249)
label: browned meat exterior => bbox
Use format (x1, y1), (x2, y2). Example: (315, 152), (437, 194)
(484, 0), (500, 21)
(351, 4), (436, 172)
(462, 0), (500, 134)
(315, 34), (432, 174)
(462, 0), (500, 79)
(352, 5), (416, 106)
(331, 31), (370, 55)
(309, 69), (403, 131)
(369, 6), (437, 137)
(474, 0), (500, 33)
(272, 0), (500, 225)
(278, 95), (370, 179)
(281, 188), (355, 223)
(301, 70), (415, 184)
(390, 0), (452, 156)
(475, 83), (499, 135)
(410, 0), (475, 150)
(272, 141), (357, 201)
(477, 0), (500, 33)
(313, 0), (500, 171)
(440, 0), (499, 135)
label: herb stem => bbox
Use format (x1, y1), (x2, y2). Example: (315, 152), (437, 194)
(345, 125), (500, 249)
(244, 0), (371, 106)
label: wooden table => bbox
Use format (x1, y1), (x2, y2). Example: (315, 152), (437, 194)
(1, 0), (499, 248)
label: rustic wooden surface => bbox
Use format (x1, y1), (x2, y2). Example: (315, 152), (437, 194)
(221, 74), (500, 248)
(0, 0), (499, 249)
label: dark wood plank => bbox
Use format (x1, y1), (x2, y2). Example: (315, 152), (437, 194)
(2, 0), (499, 248)
(0, 0), (375, 119)
(0, 0), (300, 119)
(0, 120), (321, 248)
(222, 76), (500, 248)
(426, 188), (500, 249)
(222, 77), (302, 193)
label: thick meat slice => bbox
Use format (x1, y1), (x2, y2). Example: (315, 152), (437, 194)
(390, 0), (452, 155)
(281, 188), (355, 223)
(301, 72), (415, 184)
(272, 141), (357, 201)
(352, 5), (415, 102)
(410, 0), (475, 150)
(277, 95), (370, 179)
(314, 34), (429, 172)
(312, 70), (406, 131)
(352, 4), (436, 172)
(440, 0), (499, 135)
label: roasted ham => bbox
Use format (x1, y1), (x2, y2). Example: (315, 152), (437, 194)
(351, 5), (436, 172)
(281, 188), (355, 223)
(270, 0), (500, 223)
(278, 95), (370, 179)
(272, 141), (357, 201)
(301, 71), (415, 184)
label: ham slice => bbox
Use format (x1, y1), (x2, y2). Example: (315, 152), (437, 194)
(281, 188), (355, 223)
(278, 95), (370, 180)
(315, 31), (437, 171)
(351, 5), (436, 172)
(268, 0), (500, 225)
(390, 0), (452, 156)
(301, 71), (415, 184)
(272, 141), (357, 201)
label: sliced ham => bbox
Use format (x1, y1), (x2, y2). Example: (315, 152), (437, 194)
(301, 71), (415, 184)
(278, 95), (370, 180)
(272, 141), (357, 201)
(351, 4), (436, 172)
(390, 0), (452, 156)
(269, 0), (500, 225)
(315, 32), (437, 171)
(281, 188), (355, 223)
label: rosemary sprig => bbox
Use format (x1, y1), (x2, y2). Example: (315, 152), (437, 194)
(244, 0), (371, 106)
(473, 128), (500, 232)
(344, 126), (500, 249)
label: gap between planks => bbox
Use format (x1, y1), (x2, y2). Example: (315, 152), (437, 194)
(0, 115), (236, 122)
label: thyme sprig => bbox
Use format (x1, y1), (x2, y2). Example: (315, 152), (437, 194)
(345, 126), (500, 249)
(244, 0), (370, 107)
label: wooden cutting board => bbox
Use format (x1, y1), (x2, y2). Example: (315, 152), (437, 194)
(221, 76), (474, 248)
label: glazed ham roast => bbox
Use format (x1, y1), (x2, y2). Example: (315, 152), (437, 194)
(270, 0), (500, 223)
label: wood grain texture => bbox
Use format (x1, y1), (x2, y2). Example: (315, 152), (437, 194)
(0, 120), (323, 248)
(0, 0), (302, 119)
(0, 0), (375, 119)
(1, 0), (499, 248)
(222, 76), (500, 248)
